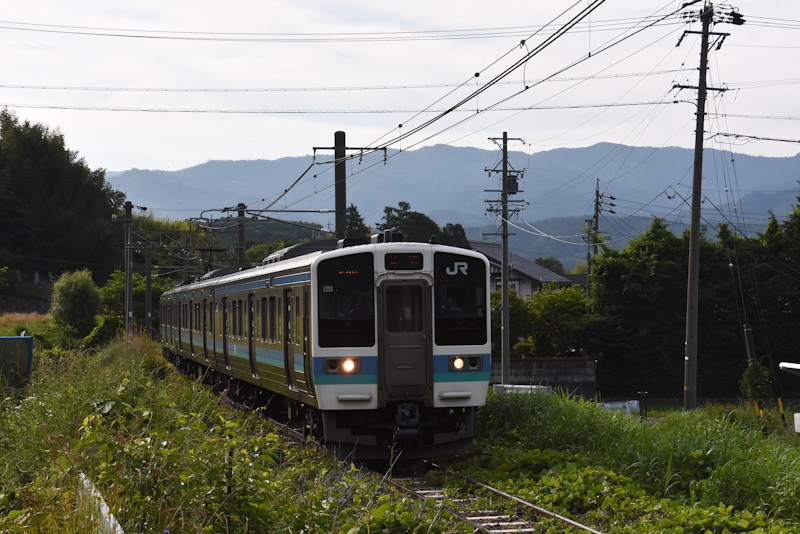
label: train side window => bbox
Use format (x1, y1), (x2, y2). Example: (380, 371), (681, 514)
(277, 298), (282, 343)
(269, 296), (277, 343)
(231, 301), (237, 338)
(295, 296), (301, 346)
(237, 299), (244, 338)
(260, 297), (267, 342)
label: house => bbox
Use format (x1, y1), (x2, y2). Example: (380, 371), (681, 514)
(468, 241), (572, 298)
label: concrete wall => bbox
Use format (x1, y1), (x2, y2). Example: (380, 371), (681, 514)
(490, 357), (596, 398)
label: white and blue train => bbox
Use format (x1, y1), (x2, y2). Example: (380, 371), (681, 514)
(160, 235), (491, 458)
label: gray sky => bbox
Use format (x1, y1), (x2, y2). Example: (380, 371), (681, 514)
(1, 0), (798, 172)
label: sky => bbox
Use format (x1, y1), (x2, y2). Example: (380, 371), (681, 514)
(1, 0), (798, 175)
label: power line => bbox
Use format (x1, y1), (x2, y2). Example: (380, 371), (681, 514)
(0, 17), (685, 43)
(0, 69), (694, 93)
(0, 100), (680, 115)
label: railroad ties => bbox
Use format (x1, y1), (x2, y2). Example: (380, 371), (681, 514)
(403, 481), (540, 533)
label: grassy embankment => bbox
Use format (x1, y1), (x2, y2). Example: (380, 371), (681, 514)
(3, 313), (800, 532)
(444, 390), (800, 532)
(0, 315), (445, 533)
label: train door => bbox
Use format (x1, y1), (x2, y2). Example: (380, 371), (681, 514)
(222, 297), (230, 368)
(283, 289), (296, 389)
(378, 281), (432, 402)
(209, 299), (216, 360)
(302, 287), (313, 395)
(247, 293), (257, 377)
(178, 300), (184, 351)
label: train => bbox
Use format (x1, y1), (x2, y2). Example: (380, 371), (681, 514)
(160, 233), (491, 459)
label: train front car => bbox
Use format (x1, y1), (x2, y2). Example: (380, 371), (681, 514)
(311, 242), (491, 459)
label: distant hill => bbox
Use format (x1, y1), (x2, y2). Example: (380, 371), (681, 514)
(106, 143), (800, 269)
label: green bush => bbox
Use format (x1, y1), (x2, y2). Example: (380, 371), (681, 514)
(82, 314), (121, 349)
(49, 270), (100, 338)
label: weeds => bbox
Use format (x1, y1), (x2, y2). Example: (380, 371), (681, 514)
(458, 390), (800, 531)
(0, 335), (438, 532)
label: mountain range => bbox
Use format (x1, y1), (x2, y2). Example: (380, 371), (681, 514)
(106, 143), (800, 269)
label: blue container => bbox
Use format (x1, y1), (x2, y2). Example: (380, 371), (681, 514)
(0, 336), (33, 387)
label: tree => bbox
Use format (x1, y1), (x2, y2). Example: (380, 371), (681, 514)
(377, 201), (468, 246)
(568, 261), (588, 275)
(519, 284), (589, 358)
(489, 289), (533, 358)
(345, 204), (370, 238)
(588, 218), (689, 395)
(99, 270), (173, 331)
(0, 111), (125, 277)
(440, 223), (469, 248)
(534, 256), (565, 275)
(245, 239), (294, 265)
(50, 269), (100, 337)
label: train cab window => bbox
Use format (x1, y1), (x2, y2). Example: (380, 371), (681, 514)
(433, 252), (487, 346)
(317, 252), (375, 347)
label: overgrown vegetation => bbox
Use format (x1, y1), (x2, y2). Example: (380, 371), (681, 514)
(0, 333), (450, 532)
(443, 391), (800, 532)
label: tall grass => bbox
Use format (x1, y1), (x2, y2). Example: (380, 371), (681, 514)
(476, 390), (800, 521)
(0, 335), (444, 533)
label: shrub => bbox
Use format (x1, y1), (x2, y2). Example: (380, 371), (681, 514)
(49, 270), (100, 338)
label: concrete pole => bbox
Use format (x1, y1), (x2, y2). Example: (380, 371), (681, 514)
(684, 3), (712, 410)
(501, 132), (511, 385)
(334, 131), (346, 239)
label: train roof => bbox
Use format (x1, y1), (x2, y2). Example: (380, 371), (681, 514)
(162, 239), (487, 297)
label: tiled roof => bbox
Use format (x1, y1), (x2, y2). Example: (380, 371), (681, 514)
(468, 241), (572, 285)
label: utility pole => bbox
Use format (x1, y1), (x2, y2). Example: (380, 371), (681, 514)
(237, 203), (246, 266)
(124, 201), (133, 340)
(145, 245), (152, 339)
(485, 132), (525, 386)
(675, 1), (743, 410)
(313, 132), (386, 240)
(334, 131), (346, 240)
(584, 179), (614, 287)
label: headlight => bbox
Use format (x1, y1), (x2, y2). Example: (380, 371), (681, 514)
(449, 355), (483, 372)
(324, 357), (362, 374)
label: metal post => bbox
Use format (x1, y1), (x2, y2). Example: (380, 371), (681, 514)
(501, 132), (511, 386)
(334, 131), (346, 239)
(684, 3), (712, 410)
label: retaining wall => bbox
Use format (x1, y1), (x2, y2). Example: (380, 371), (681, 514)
(490, 357), (596, 398)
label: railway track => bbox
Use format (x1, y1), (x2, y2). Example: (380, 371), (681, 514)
(186, 363), (603, 532)
(385, 462), (604, 533)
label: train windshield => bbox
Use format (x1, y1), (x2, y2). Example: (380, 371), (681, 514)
(433, 252), (487, 346)
(317, 252), (375, 347)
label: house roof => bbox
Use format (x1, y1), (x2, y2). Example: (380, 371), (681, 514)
(468, 241), (572, 285)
